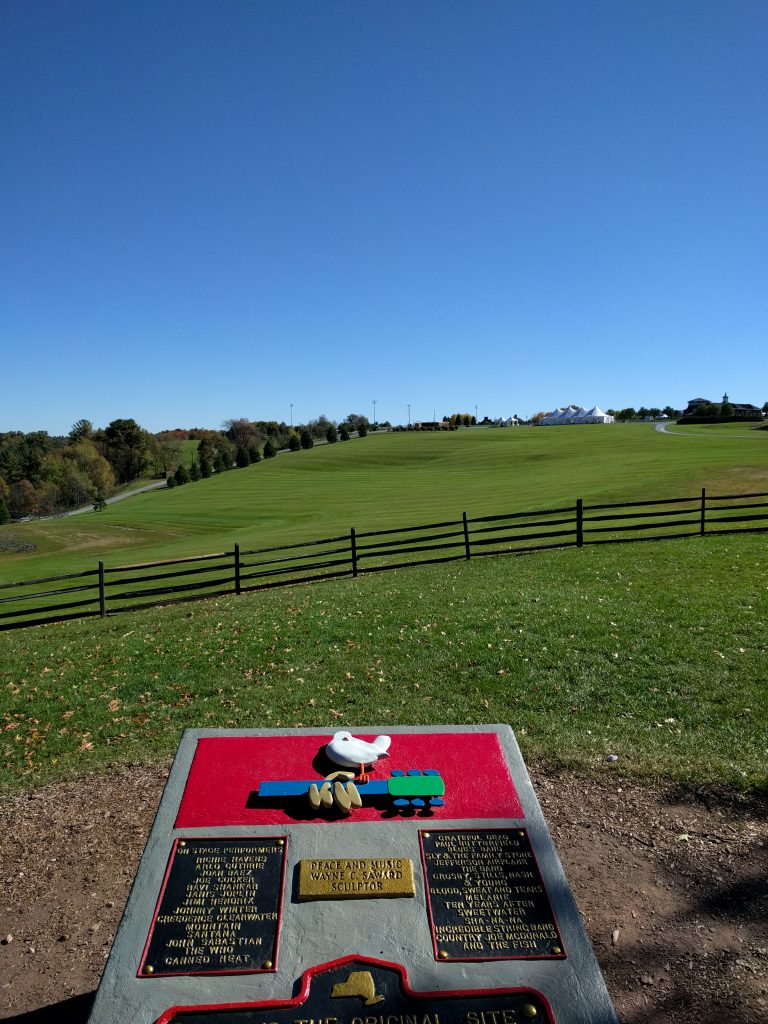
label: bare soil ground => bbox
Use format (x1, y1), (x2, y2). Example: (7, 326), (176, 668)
(0, 764), (765, 1023)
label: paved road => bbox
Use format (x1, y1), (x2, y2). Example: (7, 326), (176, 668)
(655, 422), (708, 438)
(655, 421), (765, 438)
(36, 479), (168, 520)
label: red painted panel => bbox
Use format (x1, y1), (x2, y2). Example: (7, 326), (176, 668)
(174, 731), (522, 828)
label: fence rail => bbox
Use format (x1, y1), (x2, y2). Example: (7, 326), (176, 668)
(1, 489), (766, 631)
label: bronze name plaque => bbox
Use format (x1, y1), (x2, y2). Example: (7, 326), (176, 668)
(140, 838), (286, 976)
(298, 857), (416, 900)
(421, 828), (565, 960)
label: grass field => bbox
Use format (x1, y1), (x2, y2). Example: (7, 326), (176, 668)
(2, 424), (767, 583)
(1, 529), (765, 794)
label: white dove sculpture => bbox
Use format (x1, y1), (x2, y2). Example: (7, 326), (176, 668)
(326, 731), (391, 782)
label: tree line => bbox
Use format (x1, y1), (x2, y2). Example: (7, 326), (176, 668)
(0, 413), (375, 520)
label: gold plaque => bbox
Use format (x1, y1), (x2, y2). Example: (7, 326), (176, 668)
(298, 858), (415, 900)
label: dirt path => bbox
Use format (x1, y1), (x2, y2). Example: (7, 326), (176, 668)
(0, 765), (765, 1022)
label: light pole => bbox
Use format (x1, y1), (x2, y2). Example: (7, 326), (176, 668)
(474, 403), (478, 424)
(372, 399), (377, 429)
(407, 404), (411, 426)
(290, 403), (293, 428)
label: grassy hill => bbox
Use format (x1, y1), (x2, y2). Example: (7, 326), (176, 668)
(1, 530), (765, 794)
(2, 423), (767, 582)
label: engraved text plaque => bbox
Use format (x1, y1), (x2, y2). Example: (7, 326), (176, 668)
(140, 837), (286, 976)
(421, 828), (565, 960)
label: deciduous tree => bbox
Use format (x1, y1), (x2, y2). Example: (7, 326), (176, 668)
(8, 479), (39, 518)
(345, 413), (370, 432)
(153, 436), (184, 478)
(224, 418), (256, 449)
(104, 419), (151, 483)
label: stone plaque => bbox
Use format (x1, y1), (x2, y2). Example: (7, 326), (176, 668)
(139, 838), (286, 976)
(160, 957), (553, 1024)
(297, 857), (415, 900)
(421, 828), (565, 960)
(88, 727), (620, 1024)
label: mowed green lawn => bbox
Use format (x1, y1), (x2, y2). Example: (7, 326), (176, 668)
(2, 423), (767, 582)
(1, 530), (765, 793)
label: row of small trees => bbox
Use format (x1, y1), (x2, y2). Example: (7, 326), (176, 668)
(166, 422), (366, 488)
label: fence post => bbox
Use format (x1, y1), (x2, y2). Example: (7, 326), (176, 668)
(98, 560), (106, 618)
(576, 499), (583, 548)
(350, 527), (358, 578)
(700, 488), (706, 536)
(462, 512), (471, 560)
(234, 544), (241, 594)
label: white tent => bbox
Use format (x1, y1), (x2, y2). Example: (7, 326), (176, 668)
(585, 405), (614, 423)
(540, 404), (614, 425)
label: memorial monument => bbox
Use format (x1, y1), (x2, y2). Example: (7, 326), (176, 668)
(88, 725), (618, 1023)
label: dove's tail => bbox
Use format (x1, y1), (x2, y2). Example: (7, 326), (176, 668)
(372, 735), (392, 755)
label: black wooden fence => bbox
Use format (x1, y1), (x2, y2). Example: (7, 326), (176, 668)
(1, 488), (766, 631)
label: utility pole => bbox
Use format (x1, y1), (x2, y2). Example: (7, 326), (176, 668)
(407, 404), (411, 426)
(475, 403), (478, 424)
(372, 399), (377, 429)
(290, 403), (293, 428)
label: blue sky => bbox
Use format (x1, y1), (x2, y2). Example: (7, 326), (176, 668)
(2, 1), (766, 433)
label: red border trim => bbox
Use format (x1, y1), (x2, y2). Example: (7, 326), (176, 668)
(418, 827), (567, 962)
(154, 953), (556, 1024)
(138, 836), (288, 979)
